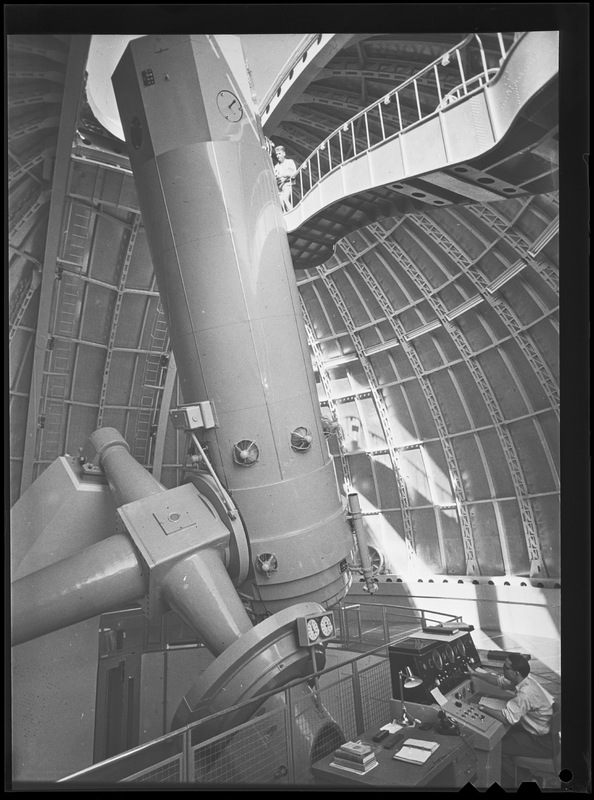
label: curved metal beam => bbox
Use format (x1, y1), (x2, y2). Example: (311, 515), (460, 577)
(20, 35), (91, 495)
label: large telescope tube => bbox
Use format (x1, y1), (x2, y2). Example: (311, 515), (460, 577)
(112, 35), (353, 614)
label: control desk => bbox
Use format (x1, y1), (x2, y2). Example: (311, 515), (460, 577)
(389, 630), (506, 787)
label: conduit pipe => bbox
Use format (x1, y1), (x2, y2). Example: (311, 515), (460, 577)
(348, 491), (378, 594)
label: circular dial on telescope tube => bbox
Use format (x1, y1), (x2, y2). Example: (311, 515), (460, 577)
(307, 619), (320, 642)
(216, 90), (243, 122)
(320, 615), (333, 637)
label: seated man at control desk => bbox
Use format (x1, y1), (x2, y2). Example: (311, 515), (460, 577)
(468, 654), (554, 787)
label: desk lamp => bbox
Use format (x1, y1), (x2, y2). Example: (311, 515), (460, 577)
(397, 667), (422, 726)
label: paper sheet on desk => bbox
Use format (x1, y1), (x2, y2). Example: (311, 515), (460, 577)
(479, 696), (508, 711)
(380, 722), (403, 733)
(429, 687), (448, 706)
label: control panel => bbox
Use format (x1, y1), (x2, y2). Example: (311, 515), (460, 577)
(389, 631), (481, 704)
(440, 698), (499, 735)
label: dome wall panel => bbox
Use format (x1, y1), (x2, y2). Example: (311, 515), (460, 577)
(467, 502), (506, 575)
(380, 510), (408, 572)
(10, 330), (35, 392)
(382, 384), (417, 443)
(110, 293), (150, 349)
(330, 453), (347, 497)
(372, 453), (401, 510)
(358, 325), (382, 350)
(526, 318), (559, 377)
(312, 281), (348, 335)
(475, 428), (516, 497)
(435, 281), (471, 314)
(422, 442), (456, 506)
(398, 381), (439, 440)
(10, 396), (29, 460)
(498, 338), (550, 412)
(342, 362), (369, 392)
(429, 327), (465, 363)
(79, 283), (114, 344)
(125, 230), (155, 291)
(331, 272), (374, 327)
(321, 334), (353, 362)
(400, 448), (432, 507)
(497, 280), (548, 326)
(507, 417), (558, 494)
(437, 508), (466, 574)
(366, 253), (415, 310)
(411, 507), (442, 572)
(344, 266), (385, 319)
(451, 434), (491, 501)
(412, 335), (447, 372)
(346, 452), (378, 504)
(336, 399), (368, 451)
(87, 216), (128, 284)
(102, 351), (137, 406)
(519, 269), (558, 311)
(69, 345), (106, 404)
(63, 404), (100, 457)
(326, 370), (353, 396)
(453, 310), (496, 352)
(536, 412), (560, 483)
(530, 495), (560, 578)
(475, 348), (529, 419)
(370, 347), (415, 383)
(428, 369), (473, 433)
(447, 362), (494, 428)
(497, 499), (530, 575)
(357, 395), (385, 448)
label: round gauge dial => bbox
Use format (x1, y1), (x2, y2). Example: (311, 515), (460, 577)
(456, 640), (466, 658)
(216, 90), (243, 122)
(444, 644), (455, 663)
(432, 650), (443, 670)
(307, 619), (320, 642)
(320, 615), (333, 637)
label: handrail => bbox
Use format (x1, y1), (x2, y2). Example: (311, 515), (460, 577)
(60, 601), (465, 782)
(288, 33), (514, 211)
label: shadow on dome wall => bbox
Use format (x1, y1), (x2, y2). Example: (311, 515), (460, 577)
(334, 434), (560, 639)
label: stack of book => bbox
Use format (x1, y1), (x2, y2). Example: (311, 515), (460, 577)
(330, 740), (379, 774)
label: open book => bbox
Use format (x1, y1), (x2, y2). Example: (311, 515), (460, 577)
(392, 738), (439, 765)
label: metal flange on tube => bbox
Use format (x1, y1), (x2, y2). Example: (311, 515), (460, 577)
(90, 427), (254, 654)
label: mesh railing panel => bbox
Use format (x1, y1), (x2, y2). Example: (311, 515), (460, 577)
(189, 707), (290, 785)
(316, 674), (358, 742)
(290, 680), (353, 784)
(122, 754), (184, 783)
(358, 658), (393, 731)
